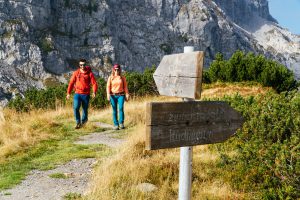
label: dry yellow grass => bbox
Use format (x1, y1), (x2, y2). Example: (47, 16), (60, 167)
(90, 95), (180, 127)
(87, 124), (246, 199)
(86, 85), (270, 200)
(0, 107), (4, 122)
(0, 101), (114, 162)
(201, 82), (272, 99)
(0, 106), (74, 162)
(0, 83), (271, 199)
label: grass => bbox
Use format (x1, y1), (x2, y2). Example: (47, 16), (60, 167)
(201, 82), (272, 99)
(0, 106), (112, 190)
(49, 173), (68, 179)
(85, 86), (271, 200)
(0, 83), (271, 198)
(64, 192), (82, 199)
(86, 125), (246, 199)
(0, 132), (111, 190)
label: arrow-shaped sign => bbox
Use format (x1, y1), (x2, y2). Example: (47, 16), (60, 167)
(153, 51), (204, 99)
(145, 101), (244, 150)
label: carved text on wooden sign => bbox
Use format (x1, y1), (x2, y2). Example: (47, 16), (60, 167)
(145, 101), (244, 150)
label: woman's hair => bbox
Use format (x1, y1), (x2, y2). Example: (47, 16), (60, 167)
(111, 64), (122, 76)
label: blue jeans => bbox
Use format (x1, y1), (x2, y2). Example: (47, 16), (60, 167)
(73, 93), (90, 124)
(110, 95), (125, 126)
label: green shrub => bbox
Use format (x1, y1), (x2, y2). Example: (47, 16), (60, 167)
(205, 51), (299, 92)
(8, 84), (68, 112)
(125, 67), (158, 97)
(7, 95), (29, 112)
(39, 38), (53, 53)
(202, 70), (211, 84)
(90, 77), (108, 109)
(8, 67), (158, 112)
(64, 0), (70, 7)
(215, 92), (300, 199)
(159, 43), (173, 54)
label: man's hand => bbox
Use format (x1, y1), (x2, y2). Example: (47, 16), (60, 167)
(66, 94), (70, 100)
(92, 92), (96, 99)
(125, 94), (130, 101)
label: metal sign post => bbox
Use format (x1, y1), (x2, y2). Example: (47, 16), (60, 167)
(146, 46), (244, 200)
(179, 46), (194, 200)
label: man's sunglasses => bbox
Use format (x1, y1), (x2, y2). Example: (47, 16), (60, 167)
(79, 64), (85, 66)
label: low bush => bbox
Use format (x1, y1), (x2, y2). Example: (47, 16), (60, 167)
(215, 92), (300, 199)
(205, 51), (298, 92)
(8, 84), (68, 112)
(125, 67), (158, 97)
(8, 67), (158, 112)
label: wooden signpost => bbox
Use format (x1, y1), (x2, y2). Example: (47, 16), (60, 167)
(145, 101), (244, 150)
(147, 46), (244, 200)
(153, 51), (204, 99)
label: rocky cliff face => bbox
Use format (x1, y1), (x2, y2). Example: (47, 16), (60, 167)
(0, 0), (299, 106)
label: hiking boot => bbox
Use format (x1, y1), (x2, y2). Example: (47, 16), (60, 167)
(113, 125), (119, 130)
(81, 120), (88, 127)
(75, 123), (81, 129)
(119, 123), (125, 129)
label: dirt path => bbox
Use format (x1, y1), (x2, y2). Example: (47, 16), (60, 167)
(0, 122), (124, 200)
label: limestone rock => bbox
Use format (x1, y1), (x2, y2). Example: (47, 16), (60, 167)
(136, 183), (158, 193)
(0, 0), (299, 106)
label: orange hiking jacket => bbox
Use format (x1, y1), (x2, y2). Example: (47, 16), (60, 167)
(67, 66), (98, 95)
(106, 75), (129, 96)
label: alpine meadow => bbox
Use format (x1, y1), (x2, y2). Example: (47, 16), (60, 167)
(1, 51), (299, 199)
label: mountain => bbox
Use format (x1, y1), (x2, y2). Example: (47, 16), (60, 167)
(0, 0), (299, 106)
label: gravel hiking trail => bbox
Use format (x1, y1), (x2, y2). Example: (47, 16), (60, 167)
(0, 122), (125, 200)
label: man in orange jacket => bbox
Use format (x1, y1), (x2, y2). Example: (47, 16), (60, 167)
(66, 58), (98, 129)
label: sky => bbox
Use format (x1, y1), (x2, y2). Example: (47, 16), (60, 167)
(268, 0), (300, 35)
